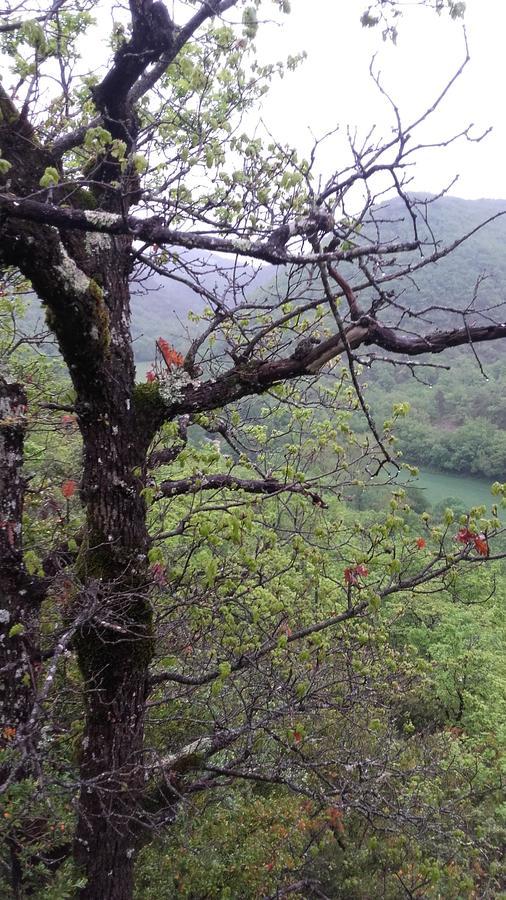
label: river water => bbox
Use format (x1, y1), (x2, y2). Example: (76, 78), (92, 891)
(409, 468), (495, 509)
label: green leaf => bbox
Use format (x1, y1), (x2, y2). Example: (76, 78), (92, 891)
(132, 153), (148, 174)
(84, 126), (112, 151)
(8, 623), (25, 638)
(148, 547), (164, 564)
(39, 167), (60, 188)
(242, 6), (258, 39)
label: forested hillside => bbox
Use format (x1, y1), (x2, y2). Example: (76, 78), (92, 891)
(15, 192), (506, 512)
(374, 195), (506, 325)
(362, 353), (506, 479)
(132, 194), (506, 359)
(129, 195), (506, 483)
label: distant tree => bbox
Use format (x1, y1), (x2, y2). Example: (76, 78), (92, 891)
(1, 1), (505, 898)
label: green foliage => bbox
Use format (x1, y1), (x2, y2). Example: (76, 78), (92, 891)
(242, 7), (258, 39)
(1, 3), (505, 897)
(364, 352), (506, 480)
(3, 280), (506, 896)
(39, 167), (60, 188)
(136, 791), (309, 898)
(132, 376), (505, 896)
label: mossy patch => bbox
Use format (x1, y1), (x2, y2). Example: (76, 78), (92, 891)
(75, 538), (154, 685)
(132, 381), (167, 436)
(76, 603), (154, 687)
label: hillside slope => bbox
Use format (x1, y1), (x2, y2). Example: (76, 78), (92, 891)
(373, 195), (506, 332)
(14, 195), (506, 363)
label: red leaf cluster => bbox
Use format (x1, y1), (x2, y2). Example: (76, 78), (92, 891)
(474, 534), (489, 557)
(327, 806), (345, 833)
(344, 563), (368, 585)
(61, 480), (76, 499)
(157, 338), (184, 369)
(456, 527), (489, 557)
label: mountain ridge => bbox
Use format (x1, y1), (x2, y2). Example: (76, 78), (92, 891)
(12, 194), (506, 363)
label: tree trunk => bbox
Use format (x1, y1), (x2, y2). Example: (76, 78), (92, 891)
(0, 379), (38, 737)
(71, 343), (156, 899)
(0, 378), (45, 895)
(0, 205), (162, 895)
(73, 661), (150, 899)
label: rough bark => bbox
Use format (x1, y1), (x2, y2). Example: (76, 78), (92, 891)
(72, 386), (155, 899)
(0, 137), (158, 897)
(0, 379), (43, 741)
(61, 248), (158, 898)
(0, 378), (45, 897)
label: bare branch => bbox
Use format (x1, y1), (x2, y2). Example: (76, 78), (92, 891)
(0, 0), (69, 33)
(157, 472), (328, 507)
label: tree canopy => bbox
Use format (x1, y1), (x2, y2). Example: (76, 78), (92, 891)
(1, 1), (505, 898)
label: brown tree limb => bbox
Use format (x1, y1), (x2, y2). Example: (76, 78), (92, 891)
(159, 316), (506, 425)
(128, 0), (240, 105)
(327, 262), (364, 321)
(3, 192), (506, 277)
(46, 1), (240, 159)
(0, 0), (69, 32)
(157, 472), (328, 507)
(362, 317), (506, 356)
(0, 192), (420, 264)
(90, 0), (176, 147)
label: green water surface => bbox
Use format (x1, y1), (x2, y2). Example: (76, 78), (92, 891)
(409, 468), (495, 510)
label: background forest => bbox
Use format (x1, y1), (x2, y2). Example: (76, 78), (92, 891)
(24, 193), (506, 483)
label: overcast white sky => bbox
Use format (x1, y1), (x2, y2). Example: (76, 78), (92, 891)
(6, 0), (502, 200)
(253, 0), (505, 200)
